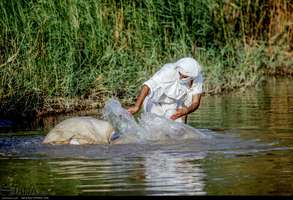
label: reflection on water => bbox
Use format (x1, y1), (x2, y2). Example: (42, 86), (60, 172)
(46, 152), (206, 195)
(189, 77), (293, 130)
(0, 77), (293, 195)
(143, 152), (206, 195)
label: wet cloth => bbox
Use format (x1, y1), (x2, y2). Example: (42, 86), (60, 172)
(143, 58), (203, 123)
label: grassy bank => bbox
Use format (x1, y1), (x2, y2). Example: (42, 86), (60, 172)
(0, 0), (292, 118)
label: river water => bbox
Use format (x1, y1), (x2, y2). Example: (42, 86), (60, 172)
(0, 77), (292, 196)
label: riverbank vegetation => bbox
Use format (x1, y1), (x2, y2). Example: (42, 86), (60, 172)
(0, 0), (292, 118)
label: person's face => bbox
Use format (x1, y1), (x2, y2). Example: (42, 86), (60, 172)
(178, 71), (192, 87)
(178, 71), (190, 80)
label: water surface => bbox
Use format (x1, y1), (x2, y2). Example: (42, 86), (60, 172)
(0, 77), (292, 195)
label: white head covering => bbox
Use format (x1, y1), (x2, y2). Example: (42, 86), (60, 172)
(150, 64), (186, 100)
(175, 57), (202, 79)
(144, 57), (202, 108)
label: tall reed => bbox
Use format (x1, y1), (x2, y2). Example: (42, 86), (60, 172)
(0, 0), (291, 116)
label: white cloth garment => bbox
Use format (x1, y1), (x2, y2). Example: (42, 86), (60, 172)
(143, 57), (203, 123)
(176, 57), (202, 78)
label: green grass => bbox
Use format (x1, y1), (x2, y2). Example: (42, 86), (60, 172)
(0, 0), (292, 117)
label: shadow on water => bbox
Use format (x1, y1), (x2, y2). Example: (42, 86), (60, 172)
(0, 77), (293, 195)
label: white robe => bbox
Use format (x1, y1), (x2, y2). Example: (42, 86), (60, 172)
(143, 63), (203, 123)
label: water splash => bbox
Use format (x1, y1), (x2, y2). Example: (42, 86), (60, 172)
(102, 99), (147, 143)
(102, 98), (211, 143)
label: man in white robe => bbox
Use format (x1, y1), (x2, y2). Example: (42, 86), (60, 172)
(128, 57), (203, 123)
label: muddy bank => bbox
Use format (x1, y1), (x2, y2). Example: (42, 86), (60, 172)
(263, 66), (293, 76)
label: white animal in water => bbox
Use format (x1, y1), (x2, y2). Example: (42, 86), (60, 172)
(42, 117), (118, 145)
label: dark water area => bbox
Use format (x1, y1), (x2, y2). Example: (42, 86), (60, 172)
(0, 77), (292, 195)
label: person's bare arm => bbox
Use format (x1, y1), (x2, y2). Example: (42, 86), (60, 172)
(170, 94), (201, 120)
(127, 85), (150, 114)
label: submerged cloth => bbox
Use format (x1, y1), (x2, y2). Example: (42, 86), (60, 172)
(143, 57), (203, 123)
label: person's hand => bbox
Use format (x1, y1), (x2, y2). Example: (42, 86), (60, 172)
(127, 106), (140, 114)
(170, 108), (188, 120)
